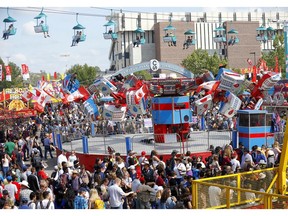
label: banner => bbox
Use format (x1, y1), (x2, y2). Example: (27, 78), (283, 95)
(83, 97), (99, 121)
(21, 64), (30, 80)
(0, 65), (2, 81)
(5, 65), (11, 81)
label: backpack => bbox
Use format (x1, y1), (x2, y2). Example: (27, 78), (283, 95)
(94, 199), (105, 209)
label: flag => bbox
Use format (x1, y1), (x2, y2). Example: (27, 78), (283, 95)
(54, 72), (57, 80)
(47, 73), (50, 81)
(134, 85), (149, 104)
(34, 90), (51, 112)
(0, 65), (2, 81)
(21, 64), (29, 80)
(247, 58), (253, 66)
(65, 86), (90, 103)
(5, 65), (11, 81)
(21, 90), (34, 102)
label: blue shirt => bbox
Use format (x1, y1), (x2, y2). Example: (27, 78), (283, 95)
(43, 137), (51, 147)
(74, 195), (88, 209)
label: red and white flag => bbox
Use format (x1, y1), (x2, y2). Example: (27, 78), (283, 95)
(5, 65), (11, 81)
(21, 90), (34, 102)
(65, 86), (90, 103)
(34, 90), (51, 113)
(134, 85), (149, 104)
(21, 64), (30, 80)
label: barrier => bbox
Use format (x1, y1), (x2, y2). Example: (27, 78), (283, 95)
(191, 167), (288, 209)
(185, 130), (232, 153)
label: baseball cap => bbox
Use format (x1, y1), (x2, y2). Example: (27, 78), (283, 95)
(2, 190), (9, 195)
(141, 151), (146, 156)
(6, 176), (12, 181)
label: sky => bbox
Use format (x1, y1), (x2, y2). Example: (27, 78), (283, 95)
(0, 1), (287, 76)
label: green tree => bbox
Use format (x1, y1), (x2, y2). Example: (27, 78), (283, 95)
(0, 58), (24, 91)
(134, 70), (153, 80)
(262, 34), (285, 77)
(181, 49), (227, 76)
(66, 64), (101, 86)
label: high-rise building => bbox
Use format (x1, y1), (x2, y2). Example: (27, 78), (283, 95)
(106, 10), (287, 73)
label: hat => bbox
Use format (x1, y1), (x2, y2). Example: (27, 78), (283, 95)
(67, 161), (73, 167)
(6, 176), (12, 181)
(20, 180), (30, 188)
(129, 151), (137, 155)
(21, 197), (29, 203)
(72, 170), (79, 175)
(171, 150), (178, 155)
(128, 165), (135, 170)
(259, 159), (266, 165)
(54, 165), (59, 170)
(22, 165), (27, 171)
(140, 177), (145, 184)
(256, 147), (262, 151)
(258, 173), (266, 179)
(2, 190), (9, 195)
(100, 163), (106, 169)
(78, 188), (86, 193)
(141, 151), (146, 156)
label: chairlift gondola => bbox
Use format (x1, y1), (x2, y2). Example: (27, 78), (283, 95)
(103, 10), (118, 40)
(266, 26), (275, 41)
(213, 25), (226, 43)
(72, 13), (86, 45)
(2, 7), (17, 40)
(256, 25), (267, 43)
(134, 27), (145, 45)
(227, 28), (239, 45)
(34, 8), (49, 34)
(163, 15), (176, 46)
(183, 29), (196, 49)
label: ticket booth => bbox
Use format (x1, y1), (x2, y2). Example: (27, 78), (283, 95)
(237, 110), (274, 150)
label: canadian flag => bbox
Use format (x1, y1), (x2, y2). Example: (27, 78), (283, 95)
(34, 90), (51, 113)
(134, 84), (149, 104)
(21, 64), (30, 80)
(64, 86), (90, 103)
(21, 90), (34, 102)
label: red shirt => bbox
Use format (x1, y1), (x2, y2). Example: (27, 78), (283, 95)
(38, 170), (48, 180)
(12, 181), (21, 201)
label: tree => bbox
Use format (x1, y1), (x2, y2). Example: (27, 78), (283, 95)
(134, 70), (153, 80)
(262, 34), (285, 77)
(0, 58), (24, 91)
(181, 49), (227, 76)
(66, 64), (101, 86)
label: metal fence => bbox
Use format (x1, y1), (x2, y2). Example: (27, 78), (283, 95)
(192, 167), (288, 209)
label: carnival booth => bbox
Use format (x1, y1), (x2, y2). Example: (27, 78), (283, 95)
(237, 110), (274, 150)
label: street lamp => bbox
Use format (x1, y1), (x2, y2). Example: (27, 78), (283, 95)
(249, 52), (257, 82)
(271, 19), (288, 78)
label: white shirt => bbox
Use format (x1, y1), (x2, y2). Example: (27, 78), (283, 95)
(230, 158), (240, 172)
(208, 186), (222, 207)
(68, 155), (77, 164)
(57, 154), (68, 166)
(241, 153), (253, 169)
(4, 183), (18, 202)
(108, 184), (125, 208)
(173, 162), (186, 178)
(36, 199), (55, 209)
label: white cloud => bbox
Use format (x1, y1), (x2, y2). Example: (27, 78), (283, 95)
(13, 53), (27, 63)
(22, 21), (36, 36)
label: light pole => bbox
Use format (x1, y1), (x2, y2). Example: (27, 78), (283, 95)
(249, 52), (256, 82)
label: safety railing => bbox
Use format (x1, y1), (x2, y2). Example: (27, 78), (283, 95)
(191, 167), (288, 209)
(185, 130), (232, 153)
(131, 133), (183, 155)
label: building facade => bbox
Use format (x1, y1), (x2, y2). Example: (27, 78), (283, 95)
(106, 10), (288, 74)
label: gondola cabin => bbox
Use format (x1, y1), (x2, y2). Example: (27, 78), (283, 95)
(73, 24), (86, 42)
(163, 24), (176, 44)
(135, 27), (145, 45)
(34, 9), (49, 33)
(213, 26), (226, 43)
(227, 29), (239, 46)
(103, 20), (118, 40)
(266, 26), (276, 41)
(256, 26), (267, 43)
(184, 29), (196, 46)
(3, 8), (17, 37)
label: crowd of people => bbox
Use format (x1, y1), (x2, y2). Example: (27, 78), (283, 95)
(0, 101), (285, 209)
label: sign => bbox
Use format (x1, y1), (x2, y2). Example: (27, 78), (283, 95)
(5, 65), (11, 81)
(144, 118), (152, 128)
(110, 60), (194, 78)
(150, 59), (160, 72)
(4, 88), (28, 100)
